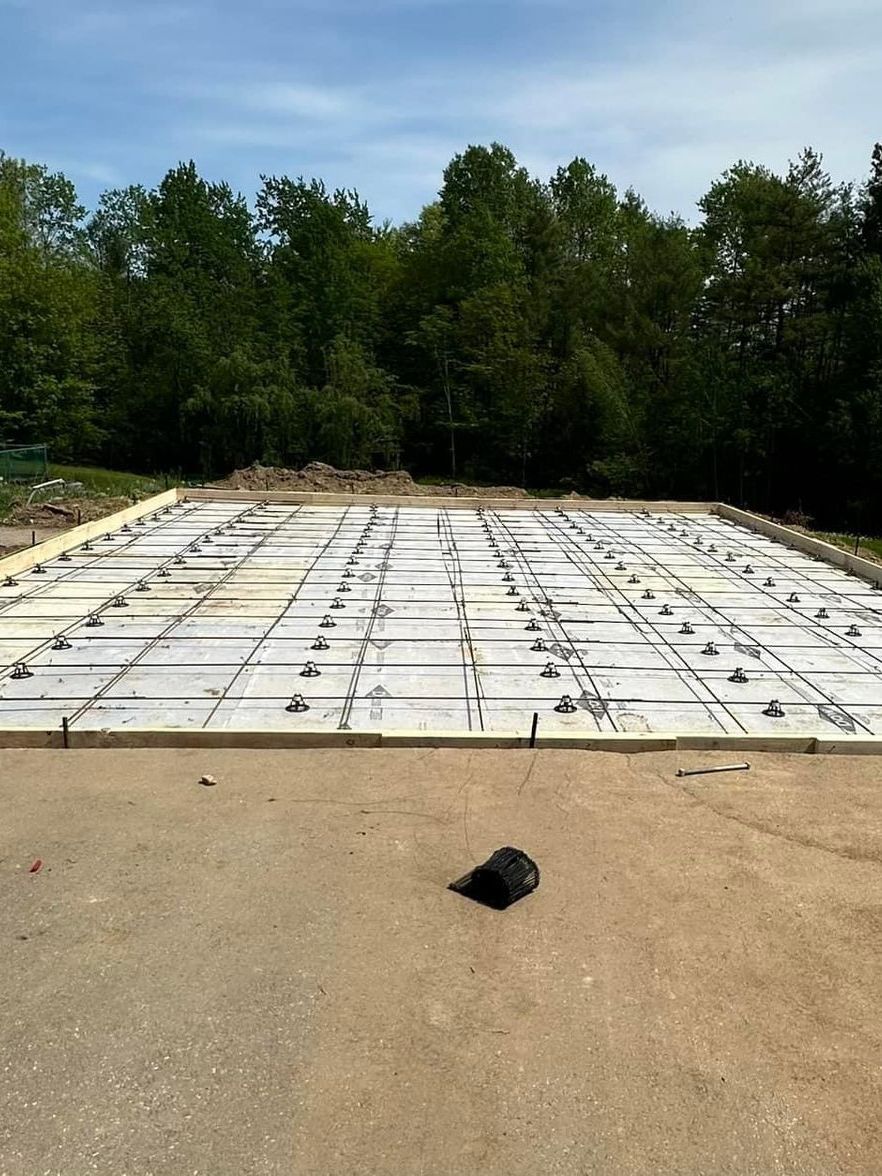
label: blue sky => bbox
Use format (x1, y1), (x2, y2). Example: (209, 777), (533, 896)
(1, 0), (880, 223)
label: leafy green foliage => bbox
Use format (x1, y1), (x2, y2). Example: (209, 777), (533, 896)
(2, 142), (882, 528)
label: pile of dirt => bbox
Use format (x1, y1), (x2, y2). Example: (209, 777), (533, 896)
(3, 496), (133, 529)
(216, 462), (530, 498)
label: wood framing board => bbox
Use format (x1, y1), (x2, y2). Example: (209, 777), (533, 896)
(0, 489), (178, 578)
(716, 504), (882, 586)
(186, 488), (714, 512)
(1, 726), (882, 752)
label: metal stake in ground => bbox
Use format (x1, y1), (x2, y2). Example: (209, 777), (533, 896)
(676, 763), (750, 778)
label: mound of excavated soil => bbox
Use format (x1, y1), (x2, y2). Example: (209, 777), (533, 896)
(215, 462), (530, 498)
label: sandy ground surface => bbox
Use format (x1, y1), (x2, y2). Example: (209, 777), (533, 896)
(1, 748), (881, 1176)
(0, 525), (57, 556)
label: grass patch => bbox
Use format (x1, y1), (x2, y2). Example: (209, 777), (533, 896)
(0, 464), (181, 522)
(47, 464), (173, 498)
(813, 532), (882, 563)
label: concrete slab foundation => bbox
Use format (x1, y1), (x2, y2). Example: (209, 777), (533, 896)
(1, 496), (881, 744)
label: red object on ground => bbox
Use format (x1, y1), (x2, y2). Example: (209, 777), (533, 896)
(28, 859), (42, 873)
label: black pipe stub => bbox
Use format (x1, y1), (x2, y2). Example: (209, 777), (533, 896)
(157, 568), (170, 578)
(788, 593), (800, 603)
(729, 667), (748, 683)
(52, 635), (72, 651)
(286, 693), (310, 713)
(726, 552), (735, 562)
(32, 564), (46, 575)
(743, 564), (754, 575)
(337, 583), (351, 593)
(516, 599), (529, 612)
(312, 635), (330, 651)
(506, 586), (518, 596)
(616, 562), (627, 571)
(531, 638), (547, 652)
(764, 578), (775, 587)
(628, 574), (640, 584)
(300, 661), (321, 677)
(525, 619), (541, 631)
(319, 614), (336, 628)
(659, 604), (673, 616)
(701, 641), (719, 656)
(82, 542), (93, 552)
(86, 613), (104, 627)
(708, 544), (718, 553)
(135, 581), (151, 592)
(502, 572), (514, 582)
(449, 846), (540, 911)
(679, 622), (695, 635)
(763, 699), (785, 718)
(173, 555), (185, 565)
(11, 661), (32, 679)
(642, 590), (655, 600)
(816, 608), (829, 619)
(111, 596), (128, 609)
(846, 624), (862, 637)
(554, 694), (577, 713)
(330, 598), (345, 610)
(540, 662), (560, 678)
(2, 576), (17, 588)
(59, 552), (71, 562)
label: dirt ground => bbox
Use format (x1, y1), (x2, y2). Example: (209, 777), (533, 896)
(217, 461), (532, 498)
(2, 496), (133, 531)
(0, 524), (57, 557)
(1, 748), (880, 1175)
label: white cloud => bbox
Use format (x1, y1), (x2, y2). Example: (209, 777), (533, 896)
(10, 0), (881, 222)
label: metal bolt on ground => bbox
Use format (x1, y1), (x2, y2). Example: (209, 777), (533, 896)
(554, 694), (577, 713)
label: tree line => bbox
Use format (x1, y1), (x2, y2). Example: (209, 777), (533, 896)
(2, 142), (882, 528)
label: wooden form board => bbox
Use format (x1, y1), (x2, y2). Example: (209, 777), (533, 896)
(0, 726), (880, 753)
(0, 490), (178, 577)
(183, 488), (714, 512)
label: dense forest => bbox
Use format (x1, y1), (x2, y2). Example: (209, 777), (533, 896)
(2, 142), (882, 527)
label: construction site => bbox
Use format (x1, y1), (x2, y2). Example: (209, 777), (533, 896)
(2, 487), (882, 1175)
